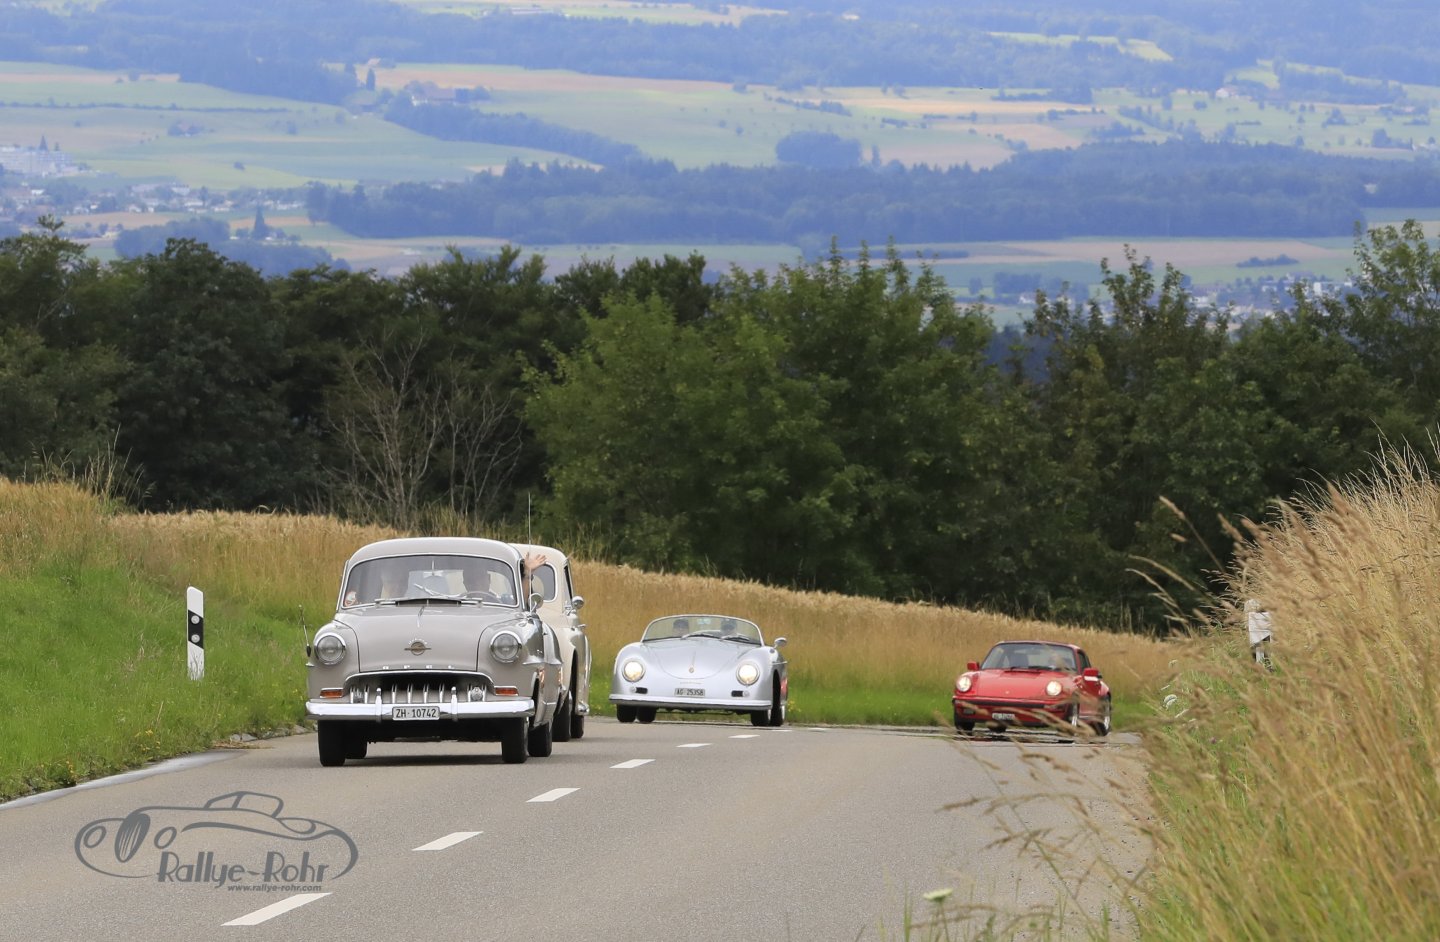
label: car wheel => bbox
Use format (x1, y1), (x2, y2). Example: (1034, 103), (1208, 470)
(637, 707), (657, 724)
(767, 683), (786, 727)
(317, 722), (346, 767)
(501, 718), (528, 764)
(1091, 697), (1112, 737)
(343, 733), (368, 760)
(749, 710), (768, 727)
(527, 717), (554, 758)
(553, 691), (573, 743)
(616, 705), (637, 723)
(571, 709), (586, 739)
(1061, 701), (1082, 740)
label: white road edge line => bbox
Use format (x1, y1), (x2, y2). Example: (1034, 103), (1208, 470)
(611, 759), (654, 769)
(222, 893), (330, 926)
(678, 743), (711, 749)
(528, 787), (579, 802)
(414, 831), (483, 851)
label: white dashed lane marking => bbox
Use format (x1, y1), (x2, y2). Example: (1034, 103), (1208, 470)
(222, 893), (330, 926)
(730, 734), (758, 739)
(528, 787), (579, 802)
(413, 831), (482, 851)
(611, 759), (654, 769)
(678, 743), (711, 749)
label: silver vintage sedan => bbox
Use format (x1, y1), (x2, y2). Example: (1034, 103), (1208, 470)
(304, 537), (563, 766)
(610, 614), (788, 726)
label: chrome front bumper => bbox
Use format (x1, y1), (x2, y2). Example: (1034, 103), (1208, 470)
(306, 698), (535, 721)
(610, 692), (763, 712)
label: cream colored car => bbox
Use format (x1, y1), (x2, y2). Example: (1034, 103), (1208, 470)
(513, 542), (590, 740)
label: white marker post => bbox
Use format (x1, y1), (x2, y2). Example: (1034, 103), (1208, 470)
(187, 586), (205, 681)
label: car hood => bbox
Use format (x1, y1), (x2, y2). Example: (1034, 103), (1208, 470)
(966, 669), (1072, 698)
(642, 638), (758, 680)
(335, 604), (528, 673)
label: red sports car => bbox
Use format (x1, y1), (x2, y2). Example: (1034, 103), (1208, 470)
(952, 640), (1111, 736)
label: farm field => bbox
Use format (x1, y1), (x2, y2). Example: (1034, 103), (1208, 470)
(9, 54), (1440, 308)
(389, 0), (784, 24)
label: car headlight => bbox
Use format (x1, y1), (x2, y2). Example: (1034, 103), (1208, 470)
(490, 631), (522, 663)
(621, 658), (646, 682)
(957, 675), (972, 693)
(1045, 680), (1063, 697)
(736, 662), (760, 686)
(314, 633), (346, 666)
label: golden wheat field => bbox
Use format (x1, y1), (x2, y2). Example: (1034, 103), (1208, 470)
(101, 504), (1175, 718)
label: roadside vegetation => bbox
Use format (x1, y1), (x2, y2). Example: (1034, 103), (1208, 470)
(1135, 447), (1440, 940)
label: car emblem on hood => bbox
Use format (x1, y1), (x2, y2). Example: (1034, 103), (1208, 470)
(406, 640), (431, 656)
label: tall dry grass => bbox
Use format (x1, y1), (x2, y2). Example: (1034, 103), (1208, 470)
(1142, 447), (1440, 940)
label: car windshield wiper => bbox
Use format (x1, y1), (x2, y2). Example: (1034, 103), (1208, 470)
(388, 596), (475, 606)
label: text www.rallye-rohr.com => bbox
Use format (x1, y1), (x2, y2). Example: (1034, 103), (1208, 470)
(228, 883), (323, 893)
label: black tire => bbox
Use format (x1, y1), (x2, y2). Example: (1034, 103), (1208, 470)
(317, 722), (346, 767)
(749, 710), (768, 727)
(637, 707), (657, 724)
(616, 705), (637, 724)
(527, 717), (554, 758)
(344, 733), (368, 760)
(955, 709), (975, 733)
(501, 718), (528, 764)
(1091, 697), (1113, 737)
(767, 681), (786, 727)
(554, 692), (573, 743)
(571, 709), (586, 739)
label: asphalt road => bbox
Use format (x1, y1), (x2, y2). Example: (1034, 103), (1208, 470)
(0, 720), (1152, 942)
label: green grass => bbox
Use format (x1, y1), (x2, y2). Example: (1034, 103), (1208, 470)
(0, 561), (305, 799)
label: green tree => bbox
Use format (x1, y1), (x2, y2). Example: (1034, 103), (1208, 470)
(95, 240), (309, 510)
(0, 221), (121, 477)
(1023, 250), (1258, 626)
(527, 292), (842, 582)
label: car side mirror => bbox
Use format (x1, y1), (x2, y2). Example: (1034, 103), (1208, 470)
(1082, 667), (1100, 680)
(570, 595), (585, 612)
(529, 592), (543, 611)
(967, 661), (979, 672)
(774, 637), (787, 648)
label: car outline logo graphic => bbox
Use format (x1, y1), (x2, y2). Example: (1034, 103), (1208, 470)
(74, 790), (358, 881)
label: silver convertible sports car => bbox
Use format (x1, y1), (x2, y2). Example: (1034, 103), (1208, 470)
(304, 537), (563, 766)
(610, 614), (788, 726)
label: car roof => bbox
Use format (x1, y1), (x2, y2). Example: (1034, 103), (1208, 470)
(346, 537), (523, 567)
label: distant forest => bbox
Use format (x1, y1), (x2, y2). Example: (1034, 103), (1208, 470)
(3, 0), (1437, 105)
(303, 142), (1439, 243)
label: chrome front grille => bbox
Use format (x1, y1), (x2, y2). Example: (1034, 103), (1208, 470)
(348, 672), (489, 705)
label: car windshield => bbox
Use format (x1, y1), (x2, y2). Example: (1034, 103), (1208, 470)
(641, 614), (763, 644)
(980, 643), (1076, 672)
(340, 555), (518, 608)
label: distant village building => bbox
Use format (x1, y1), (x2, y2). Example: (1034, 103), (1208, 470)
(0, 145), (76, 177)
